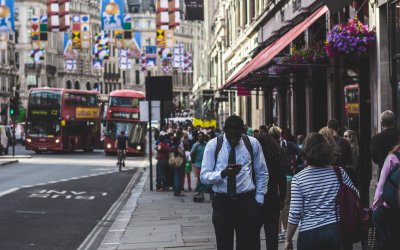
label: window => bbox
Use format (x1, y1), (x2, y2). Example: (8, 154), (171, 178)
(14, 8), (19, 21)
(135, 70), (140, 84)
(134, 20), (139, 28)
(64, 93), (98, 106)
(28, 7), (35, 19)
(29, 90), (61, 107)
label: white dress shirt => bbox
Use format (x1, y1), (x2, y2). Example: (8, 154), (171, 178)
(200, 134), (268, 204)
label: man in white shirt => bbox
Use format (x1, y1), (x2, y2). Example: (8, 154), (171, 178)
(200, 115), (268, 250)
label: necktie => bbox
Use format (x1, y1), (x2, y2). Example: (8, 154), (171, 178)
(227, 144), (236, 198)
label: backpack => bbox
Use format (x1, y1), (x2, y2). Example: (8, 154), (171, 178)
(333, 166), (369, 243)
(280, 139), (295, 175)
(214, 134), (255, 183)
(382, 152), (400, 209)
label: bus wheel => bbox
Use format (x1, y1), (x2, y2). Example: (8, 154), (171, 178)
(34, 150), (42, 154)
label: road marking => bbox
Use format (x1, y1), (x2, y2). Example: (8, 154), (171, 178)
(16, 210), (47, 214)
(0, 188), (19, 197)
(28, 189), (107, 200)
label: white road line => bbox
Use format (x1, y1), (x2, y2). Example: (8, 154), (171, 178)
(0, 188), (19, 197)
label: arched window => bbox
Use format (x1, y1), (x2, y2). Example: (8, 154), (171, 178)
(66, 80), (72, 89)
(74, 81), (80, 89)
(93, 82), (99, 92)
(86, 82), (91, 90)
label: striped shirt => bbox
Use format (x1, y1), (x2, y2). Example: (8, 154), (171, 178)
(288, 166), (358, 232)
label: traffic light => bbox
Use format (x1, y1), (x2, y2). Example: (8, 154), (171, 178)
(9, 97), (15, 116)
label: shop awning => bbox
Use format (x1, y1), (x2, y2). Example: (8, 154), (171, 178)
(222, 5), (328, 89)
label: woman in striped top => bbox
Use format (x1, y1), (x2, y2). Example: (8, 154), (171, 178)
(284, 133), (358, 250)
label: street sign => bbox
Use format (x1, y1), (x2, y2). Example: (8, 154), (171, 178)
(139, 101), (160, 121)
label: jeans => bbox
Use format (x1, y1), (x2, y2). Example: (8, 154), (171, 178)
(156, 159), (167, 189)
(173, 167), (182, 195)
(297, 223), (343, 250)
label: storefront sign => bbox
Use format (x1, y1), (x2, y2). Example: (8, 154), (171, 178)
(76, 107), (100, 119)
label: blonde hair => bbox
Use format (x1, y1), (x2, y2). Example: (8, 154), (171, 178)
(319, 127), (336, 147)
(268, 125), (282, 140)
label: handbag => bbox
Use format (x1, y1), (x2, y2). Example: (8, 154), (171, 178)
(169, 152), (183, 168)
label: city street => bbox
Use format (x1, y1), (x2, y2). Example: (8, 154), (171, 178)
(0, 145), (147, 250)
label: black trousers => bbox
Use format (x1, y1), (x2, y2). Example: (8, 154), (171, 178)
(212, 192), (259, 250)
(255, 202), (280, 250)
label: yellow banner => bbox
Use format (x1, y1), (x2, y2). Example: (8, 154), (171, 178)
(76, 107), (100, 119)
(193, 118), (216, 128)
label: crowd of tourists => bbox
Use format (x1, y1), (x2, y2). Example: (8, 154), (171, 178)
(154, 111), (399, 250)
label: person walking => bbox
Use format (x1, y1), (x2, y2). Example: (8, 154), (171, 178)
(371, 110), (400, 179)
(255, 132), (286, 250)
(327, 119), (353, 168)
(191, 132), (207, 201)
(372, 145), (400, 249)
(172, 136), (185, 197)
(200, 115), (268, 250)
(284, 133), (358, 250)
(344, 130), (359, 185)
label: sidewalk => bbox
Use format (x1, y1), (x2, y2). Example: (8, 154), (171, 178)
(100, 167), (363, 250)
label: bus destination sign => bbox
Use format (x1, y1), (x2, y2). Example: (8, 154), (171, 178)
(111, 111), (139, 120)
(76, 108), (100, 119)
(31, 109), (59, 116)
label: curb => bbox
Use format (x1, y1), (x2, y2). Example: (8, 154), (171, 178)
(0, 155), (32, 159)
(0, 160), (19, 166)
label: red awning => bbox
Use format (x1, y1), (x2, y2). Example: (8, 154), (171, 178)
(223, 5), (328, 89)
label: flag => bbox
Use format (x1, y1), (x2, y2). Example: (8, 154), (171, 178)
(101, 0), (124, 30)
(0, 0), (15, 32)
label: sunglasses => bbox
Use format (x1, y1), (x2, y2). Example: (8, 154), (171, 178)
(344, 135), (350, 138)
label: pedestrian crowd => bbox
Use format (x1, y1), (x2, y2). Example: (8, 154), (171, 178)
(153, 111), (400, 250)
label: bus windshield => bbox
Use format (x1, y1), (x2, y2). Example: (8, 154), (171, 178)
(105, 121), (146, 144)
(29, 90), (61, 107)
(27, 119), (61, 137)
(109, 97), (140, 108)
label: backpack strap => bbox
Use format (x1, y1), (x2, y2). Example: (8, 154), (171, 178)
(394, 152), (400, 162)
(332, 166), (343, 184)
(241, 134), (256, 184)
(213, 134), (224, 171)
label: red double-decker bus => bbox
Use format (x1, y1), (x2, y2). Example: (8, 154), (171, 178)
(103, 90), (146, 155)
(25, 88), (102, 153)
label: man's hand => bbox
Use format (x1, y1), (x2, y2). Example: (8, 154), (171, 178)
(221, 164), (241, 178)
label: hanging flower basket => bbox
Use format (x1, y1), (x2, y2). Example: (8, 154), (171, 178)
(273, 43), (328, 74)
(325, 16), (376, 60)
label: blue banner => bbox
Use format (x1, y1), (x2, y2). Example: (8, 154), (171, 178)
(100, 0), (124, 31)
(0, 0), (15, 32)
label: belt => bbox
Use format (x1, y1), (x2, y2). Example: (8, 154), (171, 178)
(215, 190), (255, 200)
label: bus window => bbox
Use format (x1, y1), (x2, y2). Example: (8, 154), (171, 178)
(109, 97), (140, 108)
(29, 90), (61, 107)
(27, 120), (61, 137)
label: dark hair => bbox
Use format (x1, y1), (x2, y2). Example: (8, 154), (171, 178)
(256, 132), (281, 164)
(259, 125), (268, 133)
(301, 132), (335, 167)
(159, 135), (165, 142)
(198, 131), (205, 137)
(327, 119), (339, 131)
(224, 115), (244, 130)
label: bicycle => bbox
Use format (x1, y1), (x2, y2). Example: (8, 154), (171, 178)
(117, 149), (126, 172)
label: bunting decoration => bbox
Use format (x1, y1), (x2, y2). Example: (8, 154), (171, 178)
(114, 14), (132, 49)
(183, 51), (193, 72)
(93, 31), (109, 70)
(168, 0), (181, 28)
(118, 49), (131, 70)
(63, 33), (77, 70)
(71, 15), (91, 49)
(47, 0), (70, 31)
(30, 16), (48, 63)
(140, 53), (147, 72)
(101, 0), (124, 31)
(0, 0), (15, 33)
(173, 42), (184, 68)
(145, 46), (157, 67)
(161, 47), (173, 74)
(126, 31), (142, 59)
